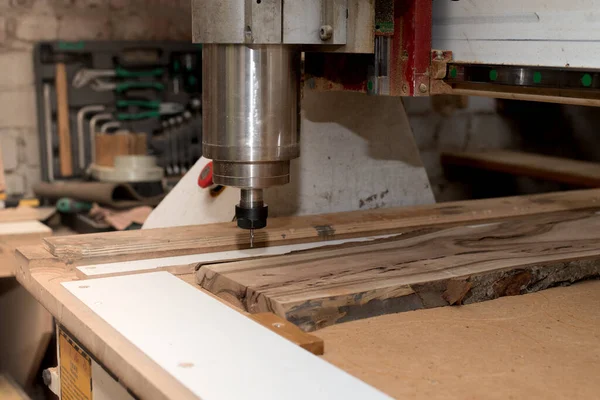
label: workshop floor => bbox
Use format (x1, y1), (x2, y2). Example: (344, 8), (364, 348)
(319, 280), (600, 400)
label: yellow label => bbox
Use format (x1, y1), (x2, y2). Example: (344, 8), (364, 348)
(59, 329), (92, 400)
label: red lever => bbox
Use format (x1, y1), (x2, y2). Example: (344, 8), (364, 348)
(198, 161), (214, 188)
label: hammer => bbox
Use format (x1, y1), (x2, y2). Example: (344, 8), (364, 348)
(41, 46), (88, 177)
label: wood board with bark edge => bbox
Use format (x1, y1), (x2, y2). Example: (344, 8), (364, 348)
(44, 189), (600, 264)
(197, 210), (600, 331)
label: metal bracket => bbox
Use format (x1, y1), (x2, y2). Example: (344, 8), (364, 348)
(284, 0), (347, 45)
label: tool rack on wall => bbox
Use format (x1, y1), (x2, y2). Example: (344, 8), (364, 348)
(34, 41), (202, 183)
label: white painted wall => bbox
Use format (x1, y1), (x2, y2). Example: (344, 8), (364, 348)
(433, 0), (600, 67)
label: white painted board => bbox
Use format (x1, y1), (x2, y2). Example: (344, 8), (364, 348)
(433, 0), (600, 68)
(77, 233), (401, 278)
(62, 272), (390, 400)
(0, 220), (51, 237)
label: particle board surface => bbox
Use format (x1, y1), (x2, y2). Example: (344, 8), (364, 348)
(442, 150), (600, 187)
(43, 189), (600, 263)
(198, 210), (600, 331)
(61, 272), (388, 400)
(319, 280), (600, 400)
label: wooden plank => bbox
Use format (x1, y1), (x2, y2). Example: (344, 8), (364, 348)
(197, 210), (600, 331)
(0, 207), (56, 223)
(320, 281), (600, 399)
(55, 62), (73, 177)
(442, 150), (600, 187)
(0, 222), (52, 278)
(43, 189), (600, 263)
(75, 234), (400, 279)
(61, 272), (388, 400)
(0, 221), (51, 239)
(249, 313), (324, 355)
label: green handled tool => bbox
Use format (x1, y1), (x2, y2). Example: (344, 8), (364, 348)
(114, 66), (163, 78)
(91, 80), (165, 92)
(73, 66), (164, 88)
(116, 111), (163, 121)
(57, 197), (93, 214)
(116, 100), (184, 114)
(114, 81), (165, 93)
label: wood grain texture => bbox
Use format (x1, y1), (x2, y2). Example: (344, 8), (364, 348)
(249, 313), (324, 355)
(55, 62), (73, 176)
(0, 222), (52, 277)
(95, 133), (147, 167)
(442, 150), (600, 187)
(44, 189), (600, 263)
(0, 207), (56, 223)
(197, 210), (600, 331)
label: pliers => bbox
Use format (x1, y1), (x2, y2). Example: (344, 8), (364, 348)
(91, 80), (165, 93)
(73, 66), (164, 88)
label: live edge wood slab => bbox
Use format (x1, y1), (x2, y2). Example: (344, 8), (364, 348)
(43, 189), (600, 264)
(197, 210), (600, 331)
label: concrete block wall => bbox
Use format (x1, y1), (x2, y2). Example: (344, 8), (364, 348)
(405, 96), (600, 202)
(404, 96), (521, 202)
(0, 0), (191, 195)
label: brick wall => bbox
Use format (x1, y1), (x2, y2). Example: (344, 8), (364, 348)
(0, 0), (191, 195)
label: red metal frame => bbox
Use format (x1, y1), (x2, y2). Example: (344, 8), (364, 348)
(303, 0), (433, 97)
(391, 0), (432, 96)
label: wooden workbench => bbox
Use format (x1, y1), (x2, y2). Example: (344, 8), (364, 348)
(15, 190), (600, 399)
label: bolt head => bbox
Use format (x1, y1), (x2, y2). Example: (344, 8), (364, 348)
(319, 25), (333, 41)
(419, 83), (428, 93)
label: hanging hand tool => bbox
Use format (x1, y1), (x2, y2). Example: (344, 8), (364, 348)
(116, 100), (184, 115)
(72, 66), (164, 88)
(90, 80), (165, 92)
(42, 84), (55, 182)
(100, 121), (122, 133)
(76, 105), (106, 170)
(170, 58), (182, 94)
(115, 111), (169, 121)
(169, 117), (180, 175)
(56, 197), (93, 214)
(162, 120), (173, 176)
(174, 115), (184, 173)
(55, 62), (73, 177)
(181, 111), (193, 172)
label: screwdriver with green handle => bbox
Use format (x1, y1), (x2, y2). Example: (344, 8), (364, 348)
(56, 197), (93, 214)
